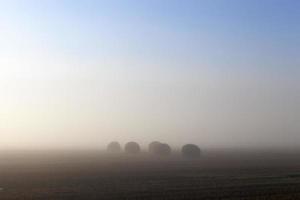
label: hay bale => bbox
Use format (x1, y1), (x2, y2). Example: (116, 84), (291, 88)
(124, 141), (141, 154)
(148, 141), (161, 154)
(181, 144), (201, 158)
(107, 141), (122, 153)
(156, 143), (171, 156)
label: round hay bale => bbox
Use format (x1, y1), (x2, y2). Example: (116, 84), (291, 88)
(181, 144), (201, 158)
(106, 141), (122, 153)
(124, 141), (141, 154)
(156, 143), (171, 156)
(148, 141), (161, 154)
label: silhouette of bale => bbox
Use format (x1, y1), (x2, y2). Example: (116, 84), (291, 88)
(155, 143), (171, 156)
(148, 141), (161, 154)
(125, 141), (141, 154)
(181, 144), (201, 158)
(107, 141), (122, 153)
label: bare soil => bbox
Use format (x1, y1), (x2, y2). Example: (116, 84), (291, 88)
(0, 149), (300, 199)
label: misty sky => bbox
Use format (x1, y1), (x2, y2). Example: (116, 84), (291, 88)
(0, 0), (299, 149)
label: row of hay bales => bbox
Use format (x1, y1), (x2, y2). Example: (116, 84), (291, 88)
(107, 141), (201, 158)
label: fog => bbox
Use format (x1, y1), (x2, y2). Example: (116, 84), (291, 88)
(0, 0), (299, 150)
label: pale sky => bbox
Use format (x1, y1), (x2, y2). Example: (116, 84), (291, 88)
(0, 0), (299, 149)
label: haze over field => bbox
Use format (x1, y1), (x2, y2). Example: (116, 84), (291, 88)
(0, 0), (299, 149)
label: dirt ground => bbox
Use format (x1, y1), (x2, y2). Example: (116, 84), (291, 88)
(0, 149), (300, 199)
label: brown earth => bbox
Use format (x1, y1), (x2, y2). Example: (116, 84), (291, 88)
(0, 149), (300, 199)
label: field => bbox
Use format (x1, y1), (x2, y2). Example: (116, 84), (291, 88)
(1, 149), (300, 199)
